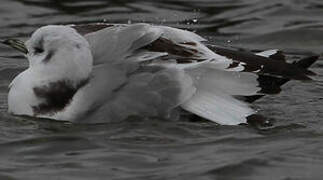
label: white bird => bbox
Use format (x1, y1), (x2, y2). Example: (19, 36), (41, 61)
(1, 23), (318, 125)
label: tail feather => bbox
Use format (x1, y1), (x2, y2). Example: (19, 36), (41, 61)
(181, 90), (254, 125)
(182, 67), (260, 125)
(181, 51), (319, 124)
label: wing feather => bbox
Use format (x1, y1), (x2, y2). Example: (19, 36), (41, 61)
(67, 23), (318, 124)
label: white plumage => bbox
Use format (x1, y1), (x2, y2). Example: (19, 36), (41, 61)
(5, 23), (317, 125)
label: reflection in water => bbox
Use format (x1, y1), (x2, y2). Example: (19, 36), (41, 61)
(0, 0), (323, 179)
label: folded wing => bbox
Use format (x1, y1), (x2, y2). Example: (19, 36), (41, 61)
(71, 23), (318, 125)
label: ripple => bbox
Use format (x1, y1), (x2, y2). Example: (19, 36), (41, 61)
(1, 0), (323, 179)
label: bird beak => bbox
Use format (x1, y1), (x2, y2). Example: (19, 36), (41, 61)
(1, 39), (28, 54)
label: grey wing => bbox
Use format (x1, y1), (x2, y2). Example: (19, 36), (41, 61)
(74, 23), (164, 65)
(71, 23), (317, 80)
(69, 23), (318, 125)
(72, 23), (229, 68)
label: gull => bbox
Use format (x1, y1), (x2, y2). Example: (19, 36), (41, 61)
(1, 23), (318, 125)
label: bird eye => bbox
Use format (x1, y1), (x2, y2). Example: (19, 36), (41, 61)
(34, 47), (44, 54)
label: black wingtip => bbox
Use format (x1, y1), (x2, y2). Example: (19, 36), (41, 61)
(269, 50), (286, 61)
(293, 55), (319, 77)
(240, 55), (318, 103)
(294, 55), (319, 69)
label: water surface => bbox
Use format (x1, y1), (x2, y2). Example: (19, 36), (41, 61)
(1, 0), (323, 179)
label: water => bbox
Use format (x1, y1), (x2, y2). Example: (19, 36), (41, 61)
(1, 0), (323, 179)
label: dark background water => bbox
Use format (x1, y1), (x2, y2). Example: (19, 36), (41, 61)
(1, 0), (323, 180)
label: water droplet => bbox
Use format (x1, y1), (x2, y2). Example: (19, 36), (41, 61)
(127, 19), (132, 24)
